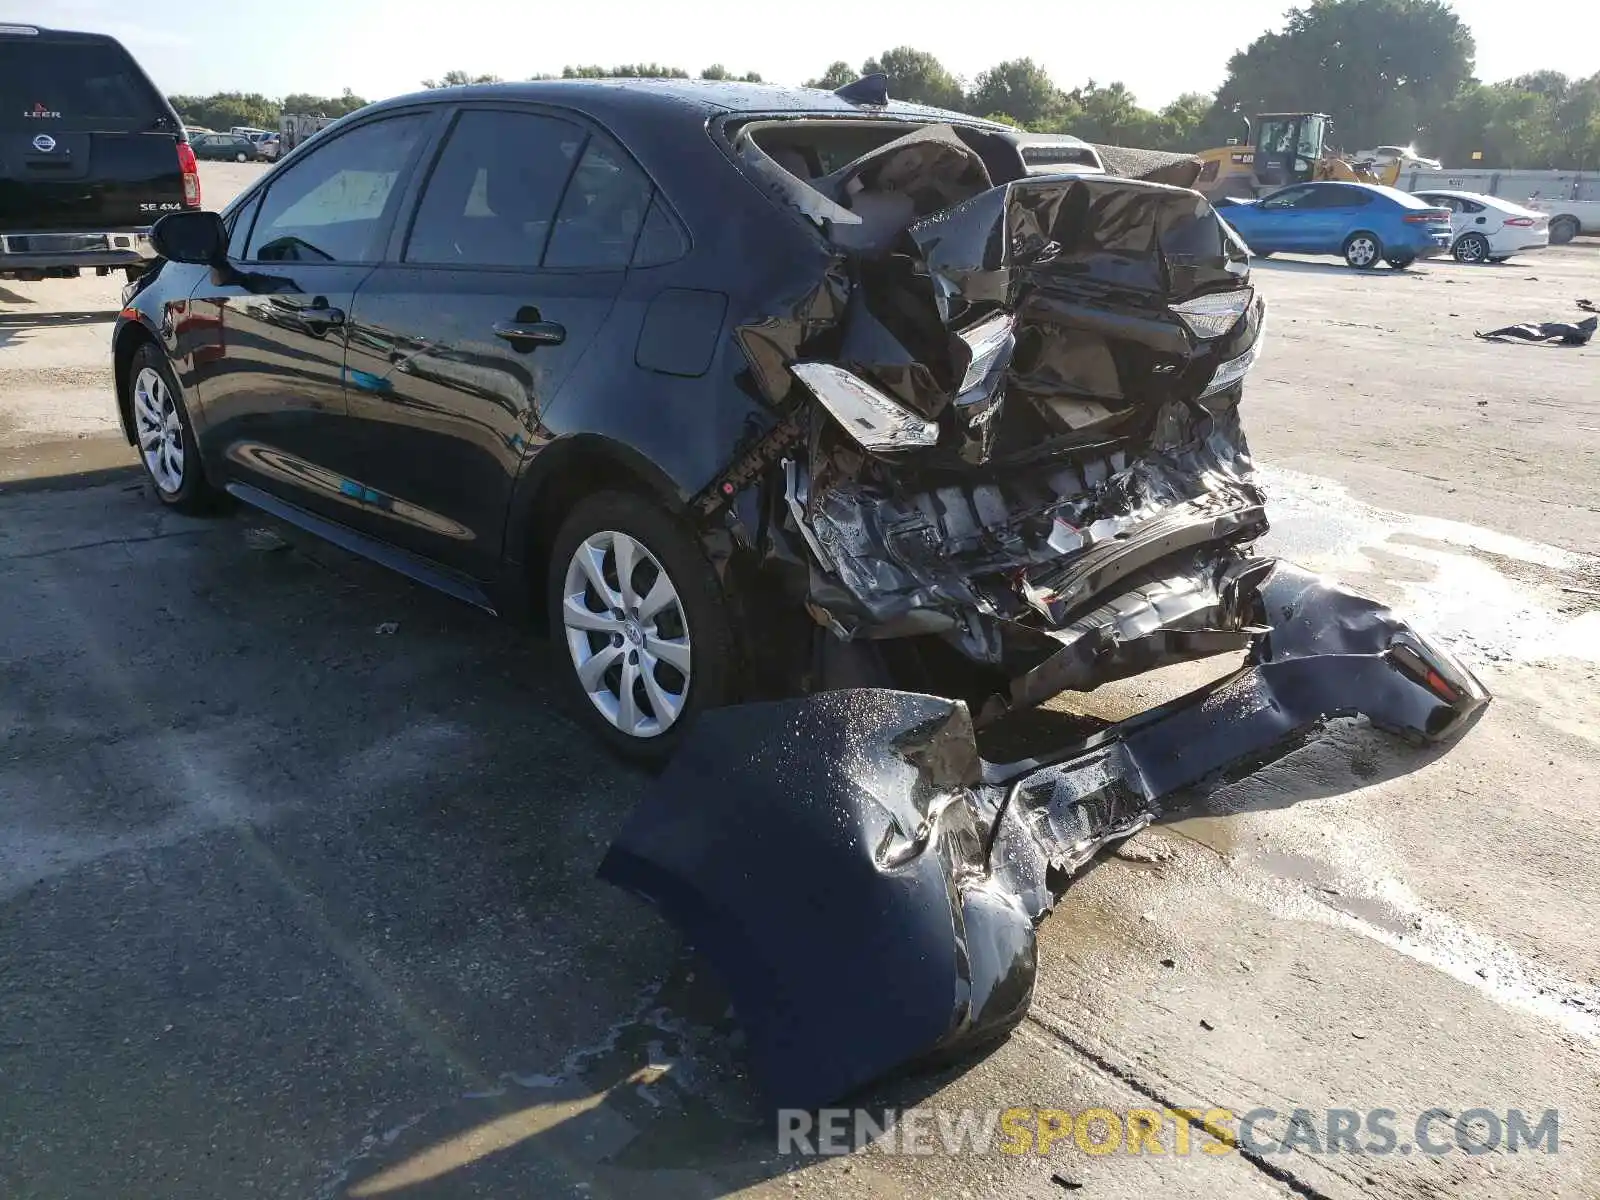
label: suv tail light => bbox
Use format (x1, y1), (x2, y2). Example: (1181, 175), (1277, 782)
(176, 142), (201, 207)
(1504, 216), (1537, 227)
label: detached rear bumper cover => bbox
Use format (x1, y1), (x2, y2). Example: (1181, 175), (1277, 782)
(599, 560), (1487, 1110)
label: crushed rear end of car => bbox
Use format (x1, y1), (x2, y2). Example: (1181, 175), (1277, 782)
(600, 117), (1490, 1109)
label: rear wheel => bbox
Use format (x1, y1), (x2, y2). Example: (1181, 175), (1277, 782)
(546, 491), (735, 764)
(1452, 233), (1490, 264)
(234, 150), (247, 162)
(1343, 231), (1381, 269)
(127, 344), (222, 515)
(1549, 216), (1579, 245)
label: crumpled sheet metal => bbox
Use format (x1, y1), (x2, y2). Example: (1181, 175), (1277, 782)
(1091, 143), (1205, 189)
(599, 559), (1489, 1110)
(1475, 314), (1596, 346)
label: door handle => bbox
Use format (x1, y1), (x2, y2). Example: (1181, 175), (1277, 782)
(493, 320), (565, 349)
(269, 296), (345, 335)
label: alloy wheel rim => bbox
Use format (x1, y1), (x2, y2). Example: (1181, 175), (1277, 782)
(562, 530), (692, 738)
(1349, 238), (1376, 266)
(1459, 237), (1486, 262)
(132, 366), (184, 494)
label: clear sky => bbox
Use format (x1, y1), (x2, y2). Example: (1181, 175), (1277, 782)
(14, 0), (1597, 108)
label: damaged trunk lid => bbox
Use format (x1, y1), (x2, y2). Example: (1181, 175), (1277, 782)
(767, 136), (1268, 702)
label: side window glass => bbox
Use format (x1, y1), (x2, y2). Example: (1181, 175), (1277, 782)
(631, 193), (688, 267)
(226, 193), (262, 260)
(405, 110), (584, 268)
(544, 133), (653, 269)
(246, 113), (425, 263)
(1461, 199), (1484, 213)
(1261, 187), (1308, 210)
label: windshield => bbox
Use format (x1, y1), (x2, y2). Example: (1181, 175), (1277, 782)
(0, 37), (167, 130)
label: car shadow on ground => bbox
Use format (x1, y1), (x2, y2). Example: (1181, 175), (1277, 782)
(0, 308), (121, 326)
(0, 308), (121, 352)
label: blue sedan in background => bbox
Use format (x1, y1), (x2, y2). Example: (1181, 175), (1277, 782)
(1216, 182), (1454, 269)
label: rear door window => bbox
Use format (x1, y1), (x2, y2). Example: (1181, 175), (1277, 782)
(246, 113), (426, 263)
(1306, 186), (1368, 208)
(0, 36), (165, 130)
(1259, 186), (1314, 209)
(404, 109), (584, 268)
(544, 133), (654, 269)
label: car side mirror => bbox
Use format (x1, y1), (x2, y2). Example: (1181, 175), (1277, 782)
(151, 210), (228, 266)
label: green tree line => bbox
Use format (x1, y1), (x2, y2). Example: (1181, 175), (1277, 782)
(168, 1), (1600, 170)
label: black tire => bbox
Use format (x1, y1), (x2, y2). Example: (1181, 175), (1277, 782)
(545, 490), (735, 765)
(1343, 231), (1382, 269)
(1385, 254), (1415, 269)
(1549, 216), (1579, 245)
(1452, 233), (1490, 264)
(126, 343), (222, 515)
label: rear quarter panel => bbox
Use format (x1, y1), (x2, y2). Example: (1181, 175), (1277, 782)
(506, 98), (843, 525)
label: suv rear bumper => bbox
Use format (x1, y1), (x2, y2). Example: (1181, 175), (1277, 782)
(0, 229), (155, 274)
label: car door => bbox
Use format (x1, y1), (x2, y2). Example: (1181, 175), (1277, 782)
(336, 105), (644, 576)
(1417, 193), (1464, 240)
(1246, 185), (1315, 251)
(1301, 184), (1370, 252)
(183, 109), (436, 520)
(1455, 196), (1493, 240)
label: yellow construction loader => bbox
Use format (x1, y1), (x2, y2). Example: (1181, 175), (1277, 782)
(1192, 112), (1435, 201)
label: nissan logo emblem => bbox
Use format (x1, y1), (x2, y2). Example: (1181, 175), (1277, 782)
(32, 133), (56, 153)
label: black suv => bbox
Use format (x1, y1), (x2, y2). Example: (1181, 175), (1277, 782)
(0, 24), (198, 281)
(114, 77), (1479, 768)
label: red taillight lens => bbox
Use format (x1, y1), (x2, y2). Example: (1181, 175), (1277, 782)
(1404, 210), (1451, 224)
(1504, 216), (1537, 227)
(176, 142), (201, 207)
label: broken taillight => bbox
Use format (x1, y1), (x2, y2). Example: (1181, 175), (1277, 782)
(1199, 299), (1267, 399)
(177, 141), (201, 207)
(1169, 288), (1254, 339)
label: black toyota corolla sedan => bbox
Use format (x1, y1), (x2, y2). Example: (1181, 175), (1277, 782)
(116, 77), (1492, 1105)
(115, 76), (1397, 764)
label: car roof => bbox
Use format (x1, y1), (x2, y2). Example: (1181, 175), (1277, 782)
(1305, 180), (1428, 207)
(1414, 188), (1537, 213)
(362, 77), (1005, 126)
(0, 23), (121, 43)
(1414, 188), (1503, 203)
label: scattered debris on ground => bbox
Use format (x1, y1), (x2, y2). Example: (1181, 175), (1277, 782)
(1475, 314), (1597, 345)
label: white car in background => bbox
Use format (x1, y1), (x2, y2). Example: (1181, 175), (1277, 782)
(1411, 189), (1549, 263)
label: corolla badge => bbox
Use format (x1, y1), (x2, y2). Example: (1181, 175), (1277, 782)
(31, 134), (56, 153)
